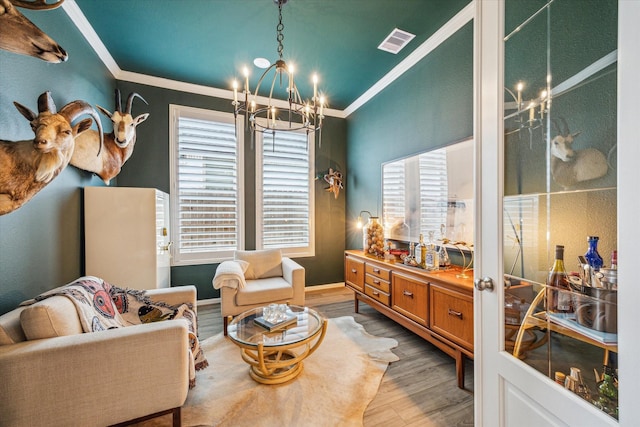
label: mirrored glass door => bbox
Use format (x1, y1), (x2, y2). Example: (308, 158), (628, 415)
(502, 0), (618, 419)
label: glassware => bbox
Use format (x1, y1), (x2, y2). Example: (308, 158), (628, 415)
(585, 236), (604, 272)
(547, 245), (573, 313)
(363, 217), (384, 257)
(425, 230), (439, 271)
(438, 224), (451, 269)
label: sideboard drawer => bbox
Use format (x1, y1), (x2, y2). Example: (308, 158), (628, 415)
(392, 272), (428, 326)
(430, 284), (473, 350)
(365, 284), (390, 306)
(365, 263), (391, 281)
(345, 255), (365, 292)
(365, 274), (390, 293)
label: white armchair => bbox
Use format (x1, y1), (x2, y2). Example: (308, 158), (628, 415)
(214, 249), (305, 335)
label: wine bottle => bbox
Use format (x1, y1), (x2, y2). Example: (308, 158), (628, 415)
(547, 245), (573, 313)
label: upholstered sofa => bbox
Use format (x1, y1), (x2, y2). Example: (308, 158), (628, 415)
(0, 284), (197, 427)
(213, 249), (305, 335)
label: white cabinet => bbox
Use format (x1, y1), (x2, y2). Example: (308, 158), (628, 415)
(84, 187), (171, 289)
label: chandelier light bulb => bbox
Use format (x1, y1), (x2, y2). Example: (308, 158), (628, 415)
(233, 80), (238, 103)
(243, 66), (250, 92)
(313, 74), (318, 101)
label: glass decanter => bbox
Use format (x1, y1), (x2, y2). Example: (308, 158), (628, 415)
(437, 224), (451, 269)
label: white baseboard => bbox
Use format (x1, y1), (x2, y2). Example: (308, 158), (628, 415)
(196, 282), (346, 307)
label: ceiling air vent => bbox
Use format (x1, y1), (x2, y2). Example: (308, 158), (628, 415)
(378, 28), (416, 54)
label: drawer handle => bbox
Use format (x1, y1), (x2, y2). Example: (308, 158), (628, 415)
(448, 309), (463, 319)
(373, 279), (380, 284)
(351, 268), (357, 274)
(403, 290), (414, 298)
(373, 290), (380, 296)
(373, 268), (380, 273)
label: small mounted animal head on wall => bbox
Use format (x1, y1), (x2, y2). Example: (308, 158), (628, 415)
(70, 89), (150, 185)
(323, 168), (344, 199)
(550, 118), (608, 189)
(0, 91), (103, 215)
(0, 0), (68, 63)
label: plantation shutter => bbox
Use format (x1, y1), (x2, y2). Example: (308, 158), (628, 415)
(382, 160), (406, 231)
(418, 149), (448, 237)
(175, 114), (240, 260)
(259, 131), (311, 250)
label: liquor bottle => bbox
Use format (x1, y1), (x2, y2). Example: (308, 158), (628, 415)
(595, 364), (618, 416)
(611, 250), (617, 270)
(414, 234), (425, 267)
(547, 245), (573, 313)
(425, 231), (439, 271)
(584, 236), (604, 272)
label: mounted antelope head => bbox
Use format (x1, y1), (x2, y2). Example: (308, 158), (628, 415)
(0, 0), (68, 63)
(0, 91), (103, 215)
(550, 118), (608, 189)
(71, 89), (150, 185)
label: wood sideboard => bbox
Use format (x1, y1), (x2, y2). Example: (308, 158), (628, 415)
(344, 250), (474, 389)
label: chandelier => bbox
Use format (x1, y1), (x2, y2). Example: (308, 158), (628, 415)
(232, 0), (325, 148)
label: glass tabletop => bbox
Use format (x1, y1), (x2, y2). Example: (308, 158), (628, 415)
(228, 305), (323, 347)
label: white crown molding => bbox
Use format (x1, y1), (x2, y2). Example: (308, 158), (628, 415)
(343, 2), (475, 117)
(63, 0), (470, 119)
(62, 0), (121, 79)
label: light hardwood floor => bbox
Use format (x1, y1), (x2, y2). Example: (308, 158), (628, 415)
(196, 286), (474, 427)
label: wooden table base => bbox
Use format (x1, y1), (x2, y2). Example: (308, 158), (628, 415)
(235, 319), (328, 385)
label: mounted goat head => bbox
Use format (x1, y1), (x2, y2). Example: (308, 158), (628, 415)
(71, 89), (150, 185)
(0, 91), (103, 215)
(0, 0), (68, 63)
(550, 118), (608, 189)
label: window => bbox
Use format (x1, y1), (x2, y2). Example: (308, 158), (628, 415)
(256, 127), (315, 257)
(382, 148), (449, 240)
(169, 105), (244, 265)
(418, 148), (448, 236)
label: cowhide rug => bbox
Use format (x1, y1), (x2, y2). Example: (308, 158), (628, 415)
(136, 316), (398, 427)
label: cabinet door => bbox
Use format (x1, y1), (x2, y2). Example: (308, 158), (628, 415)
(392, 272), (428, 326)
(430, 284), (473, 350)
(345, 255), (365, 292)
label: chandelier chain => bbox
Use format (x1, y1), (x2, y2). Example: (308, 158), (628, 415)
(231, 0), (324, 149)
(276, 2), (284, 60)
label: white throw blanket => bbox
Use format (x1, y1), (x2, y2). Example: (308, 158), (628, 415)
(212, 260), (249, 290)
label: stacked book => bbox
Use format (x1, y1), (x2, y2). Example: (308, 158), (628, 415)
(254, 313), (298, 331)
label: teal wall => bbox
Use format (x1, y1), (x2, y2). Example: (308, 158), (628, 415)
(115, 81), (347, 300)
(0, 9), (471, 314)
(346, 22), (474, 250)
(0, 8), (114, 314)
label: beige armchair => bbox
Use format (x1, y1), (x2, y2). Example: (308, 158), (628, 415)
(213, 249), (305, 335)
(0, 285), (197, 427)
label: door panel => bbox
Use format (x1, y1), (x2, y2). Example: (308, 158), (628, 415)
(475, 0), (619, 425)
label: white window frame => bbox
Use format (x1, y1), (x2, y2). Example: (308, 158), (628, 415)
(169, 104), (244, 266)
(255, 122), (315, 258)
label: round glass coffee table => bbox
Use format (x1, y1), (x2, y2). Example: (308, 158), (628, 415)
(227, 305), (327, 384)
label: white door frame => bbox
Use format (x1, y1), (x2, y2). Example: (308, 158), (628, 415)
(473, 0), (637, 425)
